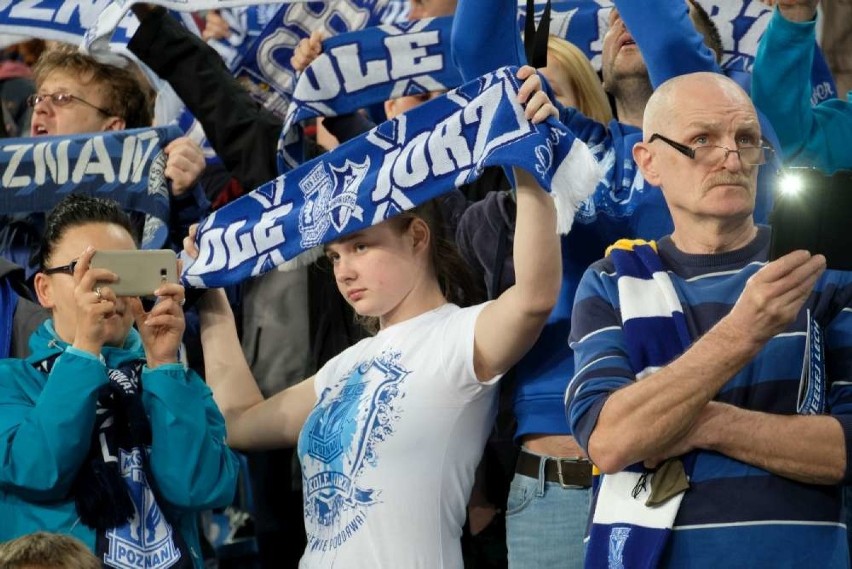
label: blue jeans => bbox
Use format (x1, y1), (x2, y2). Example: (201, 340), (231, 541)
(505, 456), (591, 569)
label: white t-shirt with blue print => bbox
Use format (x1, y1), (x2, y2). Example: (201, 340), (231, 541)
(297, 303), (499, 568)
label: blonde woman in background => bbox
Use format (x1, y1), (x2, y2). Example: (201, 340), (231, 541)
(543, 35), (613, 125)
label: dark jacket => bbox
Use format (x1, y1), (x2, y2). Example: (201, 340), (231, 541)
(0, 257), (47, 359)
(128, 9), (367, 370)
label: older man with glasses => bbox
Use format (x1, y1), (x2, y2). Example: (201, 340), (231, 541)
(567, 72), (852, 568)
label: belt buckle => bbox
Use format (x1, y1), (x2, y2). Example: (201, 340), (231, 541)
(555, 458), (585, 489)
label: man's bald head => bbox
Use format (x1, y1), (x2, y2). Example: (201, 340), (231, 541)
(643, 72), (756, 140)
(633, 71), (764, 238)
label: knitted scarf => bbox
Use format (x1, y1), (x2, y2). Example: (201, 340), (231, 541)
(0, 126), (182, 250)
(277, 16), (462, 172)
(184, 65), (601, 288)
(585, 239), (693, 569)
(40, 351), (190, 569)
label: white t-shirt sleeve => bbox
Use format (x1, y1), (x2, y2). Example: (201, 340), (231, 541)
(312, 344), (350, 395)
(439, 302), (501, 399)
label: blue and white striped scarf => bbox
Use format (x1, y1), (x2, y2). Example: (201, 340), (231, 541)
(585, 239), (693, 569)
(183, 66), (600, 288)
(0, 126), (182, 249)
(277, 16), (461, 173)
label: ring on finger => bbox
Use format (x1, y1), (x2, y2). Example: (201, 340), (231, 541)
(94, 286), (103, 302)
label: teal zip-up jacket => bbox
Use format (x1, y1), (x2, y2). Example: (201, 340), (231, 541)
(0, 320), (240, 568)
(753, 7), (852, 173)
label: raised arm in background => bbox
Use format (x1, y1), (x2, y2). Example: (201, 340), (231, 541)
(752, 1), (852, 172)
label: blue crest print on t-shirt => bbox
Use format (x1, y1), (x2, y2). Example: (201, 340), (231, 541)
(299, 350), (409, 554)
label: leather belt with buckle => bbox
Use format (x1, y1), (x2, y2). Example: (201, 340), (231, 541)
(515, 448), (593, 488)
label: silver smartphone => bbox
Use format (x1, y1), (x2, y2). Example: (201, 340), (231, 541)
(90, 250), (178, 297)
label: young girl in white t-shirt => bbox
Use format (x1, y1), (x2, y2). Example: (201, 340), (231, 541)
(194, 68), (578, 568)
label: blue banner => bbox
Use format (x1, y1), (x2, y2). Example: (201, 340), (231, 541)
(277, 16), (462, 172)
(184, 66), (600, 288)
(0, 126), (182, 249)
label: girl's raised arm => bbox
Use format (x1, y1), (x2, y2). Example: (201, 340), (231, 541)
(199, 288), (316, 449)
(472, 163), (561, 382)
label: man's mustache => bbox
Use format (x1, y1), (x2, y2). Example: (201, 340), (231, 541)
(705, 172), (752, 188)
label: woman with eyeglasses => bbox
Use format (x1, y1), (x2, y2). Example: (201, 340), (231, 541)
(0, 194), (239, 569)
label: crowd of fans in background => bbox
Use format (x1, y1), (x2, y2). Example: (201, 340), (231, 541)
(1, 0), (851, 567)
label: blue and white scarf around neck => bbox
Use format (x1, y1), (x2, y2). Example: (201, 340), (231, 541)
(586, 239), (693, 569)
(0, 126), (182, 249)
(183, 66), (600, 288)
(277, 16), (462, 173)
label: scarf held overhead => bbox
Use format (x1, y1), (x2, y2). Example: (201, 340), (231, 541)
(85, 0), (307, 52)
(277, 16), (462, 172)
(230, 0), (391, 118)
(183, 66), (600, 288)
(0, 126), (182, 249)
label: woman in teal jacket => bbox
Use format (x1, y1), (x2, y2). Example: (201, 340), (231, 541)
(0, 194), (239, 569)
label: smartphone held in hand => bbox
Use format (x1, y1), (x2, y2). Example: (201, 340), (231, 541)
(769, 168), (852, 270)
(90, 250), (178, 297)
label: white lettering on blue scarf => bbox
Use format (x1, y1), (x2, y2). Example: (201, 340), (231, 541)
(184, 66), (599, 288)
(278, 16), (462, 172)
(232, 0), (389, 117)
(798, 309), (827, 415)
(0, 126), (181, 249)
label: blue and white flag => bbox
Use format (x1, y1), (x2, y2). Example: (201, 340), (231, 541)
(278, 16), (462, 172)
(0, 126), (182, 249)
(231, 0), (390, 118)
(184, 66), (600, 288)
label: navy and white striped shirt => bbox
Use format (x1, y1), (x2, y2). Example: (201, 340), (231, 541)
(568, 226), (852, 567)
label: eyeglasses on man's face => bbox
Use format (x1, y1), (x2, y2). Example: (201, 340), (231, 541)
(26, 92), (113, 117)
(42, 259), (78, 276)
(649, 133), (774, 167)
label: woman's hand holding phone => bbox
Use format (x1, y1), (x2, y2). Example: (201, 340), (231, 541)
(71, 246), (120, 356)
(130, 277), (187, 369)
